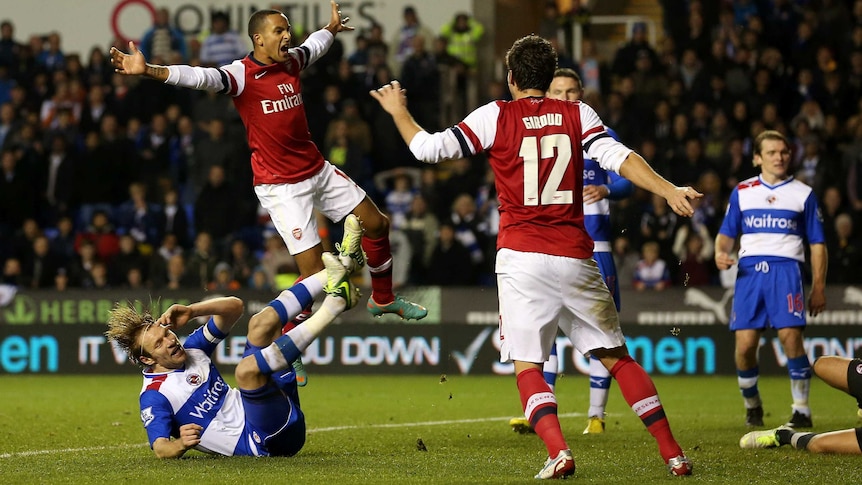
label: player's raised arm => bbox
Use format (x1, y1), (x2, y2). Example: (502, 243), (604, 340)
(156, 296), (244, 335)
(110, 41), (169, 81)
(370, 80), (424, 146)
(323, 0), (354, 35)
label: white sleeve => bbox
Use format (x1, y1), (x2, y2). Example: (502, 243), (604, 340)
(289, 29), (333, 70)
(165, 65), (229, 92)
(409, 102), (500, 163)
(579, 102), (632, 173)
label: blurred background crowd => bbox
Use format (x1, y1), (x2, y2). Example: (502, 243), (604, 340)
(1, 0), (862, 295)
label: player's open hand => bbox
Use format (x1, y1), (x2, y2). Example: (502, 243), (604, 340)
(178, 423), (202, 449)
(665, 186), (702, 217)
(369, 80), (408, 114)
(325, 1), (354, 34)
(156, 304), (194, 329)
(110, 41), (147, 76)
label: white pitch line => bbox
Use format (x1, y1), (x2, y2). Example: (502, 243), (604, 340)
(310, 412), (585, 432)
(0, 412), (587, 459)
(0, 442), (149, 459)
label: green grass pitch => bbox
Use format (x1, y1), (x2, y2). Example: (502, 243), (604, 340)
(1, 374), (860, 484)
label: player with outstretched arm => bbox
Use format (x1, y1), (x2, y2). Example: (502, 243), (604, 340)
(509, 68), (634, 436)
(370, 35), (698, 479)
(109, 1), (427, 330)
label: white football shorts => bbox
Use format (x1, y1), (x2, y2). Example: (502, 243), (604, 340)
(496, 248), (625, 364)
(254, 161), (365, 255)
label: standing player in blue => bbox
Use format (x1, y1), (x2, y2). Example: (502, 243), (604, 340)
(509, 68), (633, 435)
(105, 251), (359, 458)
(715, 129), (827, 429)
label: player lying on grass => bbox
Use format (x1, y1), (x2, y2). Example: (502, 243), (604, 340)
(106, 250), (358, 458)
(740, 356), (862, 454)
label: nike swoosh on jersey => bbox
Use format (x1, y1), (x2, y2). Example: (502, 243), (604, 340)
(254, 71), (267, 79)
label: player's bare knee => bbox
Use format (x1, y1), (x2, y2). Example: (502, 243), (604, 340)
(365, 210), (390, 238)
(247, 308), (279, 345)
(235, 357), (264, 386)
(806, 436), (827, 454)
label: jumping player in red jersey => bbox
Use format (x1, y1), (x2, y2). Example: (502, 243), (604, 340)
(109, 1), (427, 324)
(371, 35), (699, 479)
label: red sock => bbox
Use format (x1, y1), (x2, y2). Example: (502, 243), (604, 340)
(517, 368), (567, 458)
(363, 235), (394, 304)
(611, 356), (682, 461)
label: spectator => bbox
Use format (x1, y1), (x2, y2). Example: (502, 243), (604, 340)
(828, 213), (862, 284)
(673, 216), (715, 286)
(21, 235), (61, 289)
(67, 238), (98, 287)
(208, 261), (241, 291)
(194, 164), (240, 243)
(139, 7), (188, 63)
(612, 235), (639, 289)
(199, 11), (248, 67)
(0, 148), (36, 230)
(400, 34), (440, 131)
(111, 234), (146, 286)
(247, 266), (272, 291)
(115, 182), (162, 247)
(259, 232), (297, 289)
(611, 22), (658, 78)
(161, 253), (192, 290)
(1, 257), (23, 286)
(156, 187), (189, 248)
(38, 134), (76, 225)
(85, 260), (111, 290)
(427, 223), (473, 285)
(36, 32), (64, 72)
(640, 193), (679, 265)
(48, 215), (76, 265)
(374, 168), (419, 230)
(0, 20), (20, 71)
(439, 12), (484, 70)
(389, 6), (435, 70)
(402, 194), (439, 285)
(186, 231), (217, 289)
(74, 210), (120, 262)
(226, 238), (256, 287)
(633, 240), (672, 291)
(323, 117), (367, 190)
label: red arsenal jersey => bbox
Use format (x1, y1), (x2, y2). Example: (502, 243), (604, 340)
(220, 41), (325, 185)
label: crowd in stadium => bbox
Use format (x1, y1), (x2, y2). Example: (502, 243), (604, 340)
(1, 0), (862, 293)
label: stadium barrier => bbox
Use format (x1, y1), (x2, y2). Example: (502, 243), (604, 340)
(1, 285), (861, 375)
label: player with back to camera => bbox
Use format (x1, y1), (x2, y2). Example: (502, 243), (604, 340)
(508, 68), (633, 436)
(740, 356), (862, 454)
(370, 35), (697, 479)
(109, 3), (427, 350)
(714, 130), (827, 429)
(105, 240), (360, 458)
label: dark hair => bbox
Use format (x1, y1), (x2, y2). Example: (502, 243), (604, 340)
(554, 67), (582, 87)
(212, 11), (229, 24)
(506, 35), (557, 92)
(248, 9), (283, 41)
